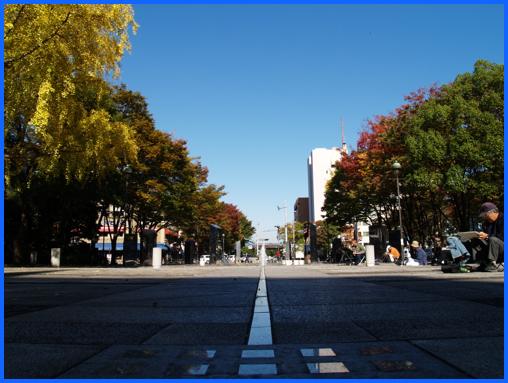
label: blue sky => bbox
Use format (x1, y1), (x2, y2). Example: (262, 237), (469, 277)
(116, 4), (503, 240)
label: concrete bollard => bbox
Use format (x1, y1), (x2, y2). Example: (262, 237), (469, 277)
(152, 248), (162, 269)
(366, 245), (375, 267)
(30, 251), (38, 265)
(51, 248), (61, 267)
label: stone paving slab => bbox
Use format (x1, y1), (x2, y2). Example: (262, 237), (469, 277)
(412, 337), (504, 378)
(59, 344), (179, 378)
(272, 322), (376, 343)
(267, 285), (450, 305)
(354, 318), (503, 340)
(4, 282), (153, 317)
(80, 292), (256, 308)
(369, 278), (505, 303)
(5, 321), (167, 345)
(270, 300), (503, 323)
(6, 305), (252, 324)
(143, 323), (250, 345)
(5, 343), (105, 378)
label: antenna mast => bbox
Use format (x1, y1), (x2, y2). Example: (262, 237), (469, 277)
(341, 117), (345, 146)
(340, 117), (347, 154)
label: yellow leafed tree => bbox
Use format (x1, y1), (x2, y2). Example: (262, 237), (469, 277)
(4, 4), (138, 186)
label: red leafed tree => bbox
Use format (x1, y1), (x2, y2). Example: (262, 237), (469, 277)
(213, 202), (254, 253)
(324, 113), (404, 229)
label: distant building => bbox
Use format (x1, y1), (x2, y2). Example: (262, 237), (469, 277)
(294, 197), (309, 223)
(307, 144), (347, 223)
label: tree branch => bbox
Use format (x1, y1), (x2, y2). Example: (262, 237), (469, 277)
(5, 11), (72, 68)
(4, 4), (26, 39)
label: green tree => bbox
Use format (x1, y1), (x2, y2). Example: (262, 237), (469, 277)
(404, 60), (503, 232)
(316, 220), (340, 258)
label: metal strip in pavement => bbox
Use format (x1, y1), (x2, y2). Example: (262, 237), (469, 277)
(247, 266), (272, 345)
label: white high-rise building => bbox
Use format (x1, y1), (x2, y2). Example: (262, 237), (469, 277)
(307, 144), (347, 223)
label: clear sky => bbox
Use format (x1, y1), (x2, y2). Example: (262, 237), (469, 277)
(116, 4), (503, 241)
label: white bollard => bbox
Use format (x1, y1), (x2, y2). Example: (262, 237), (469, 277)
(30, 251), (38, 265)
(152, 247), (162, 269)
(51, 248), (61, 267)
(366, 245), (375, 267)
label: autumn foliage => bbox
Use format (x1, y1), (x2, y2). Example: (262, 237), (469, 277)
(324, 60), (504, 244)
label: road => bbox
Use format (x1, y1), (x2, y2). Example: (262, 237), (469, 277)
(4, 263), (504, 378)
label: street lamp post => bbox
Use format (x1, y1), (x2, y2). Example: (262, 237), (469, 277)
(292, 220), (295, 256)
(392, 161), (405, 264)
(256, 222), (260, 258)
(277, 205), (289, 259)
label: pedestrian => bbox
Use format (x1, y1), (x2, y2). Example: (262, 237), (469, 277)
(184, 237), (196, 265)
(472, 202), (504, 272)
(411, 240), (428, 265)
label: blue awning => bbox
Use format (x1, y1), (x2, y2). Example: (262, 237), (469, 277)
(95, 243), (166, 251)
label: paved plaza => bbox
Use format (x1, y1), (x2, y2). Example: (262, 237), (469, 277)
(4, 263), (504, 378)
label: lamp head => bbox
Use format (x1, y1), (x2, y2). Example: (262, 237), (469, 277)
(392, 161), (401, 174)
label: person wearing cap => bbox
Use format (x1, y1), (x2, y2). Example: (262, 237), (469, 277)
(475, 202), (504, 272)
(410, 240), (428, 265)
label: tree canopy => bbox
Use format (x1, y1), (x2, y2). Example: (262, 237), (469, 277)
(323, 60), (503, 244)
(5, 5), (138, 184)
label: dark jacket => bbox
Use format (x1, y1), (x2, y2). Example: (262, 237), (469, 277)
(483, 213), (504, 242)
(414, 247), (428, 265)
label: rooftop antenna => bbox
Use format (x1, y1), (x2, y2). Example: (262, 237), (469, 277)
(341, 117), (345, 146)
(340, 117), (348, 154)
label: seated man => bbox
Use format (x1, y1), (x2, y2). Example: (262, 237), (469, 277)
(351, 240), (366, 265)
(446, 236), (471, 263)
(410, 241), (428, 265)
(473, 202), (504, 272)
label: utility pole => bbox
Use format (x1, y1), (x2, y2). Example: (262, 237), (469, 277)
(277, 204), (289, 259)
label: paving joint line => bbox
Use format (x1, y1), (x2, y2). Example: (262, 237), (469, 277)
(55, 344), (111, 378)
(408, 339), (475, 378)
(351, 320), (381, 341)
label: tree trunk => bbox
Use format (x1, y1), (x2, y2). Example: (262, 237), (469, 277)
(110, 235), (118, 265)
(12, 210), (30, 265)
